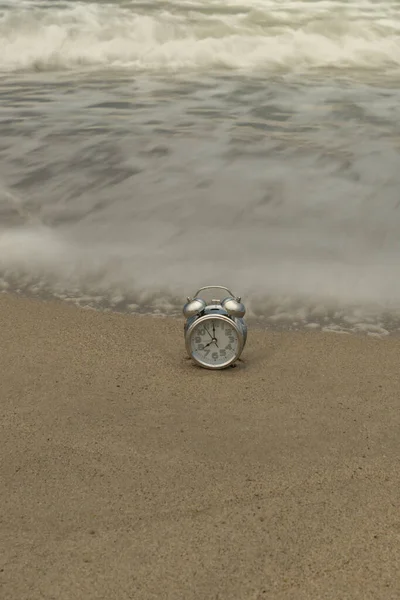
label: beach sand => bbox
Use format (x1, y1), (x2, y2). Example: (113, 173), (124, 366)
(1, 293), (400, 599)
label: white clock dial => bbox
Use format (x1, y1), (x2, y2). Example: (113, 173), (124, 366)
(190, 317), (240, 367)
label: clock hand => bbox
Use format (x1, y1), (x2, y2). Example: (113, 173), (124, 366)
(207, 338), (219, 349)
(204, 337), (219, 350)
(204, 325), (213, 340)
(211, 321), (218, 347)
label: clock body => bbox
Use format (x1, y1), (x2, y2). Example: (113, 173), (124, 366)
(184, 304), (247, 369)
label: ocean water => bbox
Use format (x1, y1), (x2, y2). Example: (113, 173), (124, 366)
(1, 0), (400, 334)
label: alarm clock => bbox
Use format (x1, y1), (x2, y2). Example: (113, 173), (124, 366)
(183, 286), (247, 370)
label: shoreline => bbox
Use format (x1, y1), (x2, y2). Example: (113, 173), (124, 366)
(1, 291), (400, 599)
(2, 289), (399, 338)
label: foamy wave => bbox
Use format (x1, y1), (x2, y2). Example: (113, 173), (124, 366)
(1, 0), (400, 74)
(1, 225), (400, 336)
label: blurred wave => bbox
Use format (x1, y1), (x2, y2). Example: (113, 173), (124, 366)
(0, 0), (400, 75)
(1, 0), (400, 335)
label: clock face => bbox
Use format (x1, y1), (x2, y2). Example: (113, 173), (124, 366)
(190, 317), (240, 368)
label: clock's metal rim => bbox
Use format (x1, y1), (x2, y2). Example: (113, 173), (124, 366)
(186, 314), (245, 370)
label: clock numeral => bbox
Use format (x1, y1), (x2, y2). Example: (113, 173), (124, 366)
(228, 336), (235, 344)
(226, 344), (233, 351)
(197, 344), (204, 350)
(195, 336), (201, 343)
(204, 349), (210, 358)
(198, 328), (206, 336)
(212, 352), (218, 360)
(219, 349), (226, 357)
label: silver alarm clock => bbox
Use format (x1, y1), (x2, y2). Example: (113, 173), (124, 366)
(183, 285), (247, 370)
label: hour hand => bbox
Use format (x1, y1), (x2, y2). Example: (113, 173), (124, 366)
(204, 339), (218, 350)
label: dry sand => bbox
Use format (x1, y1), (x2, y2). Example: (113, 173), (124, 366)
(1, 293), (400, 600)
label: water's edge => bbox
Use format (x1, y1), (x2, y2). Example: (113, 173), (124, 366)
(4, 288), (399, 338)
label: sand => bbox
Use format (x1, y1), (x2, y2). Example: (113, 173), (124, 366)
(1, 293), (400, 600)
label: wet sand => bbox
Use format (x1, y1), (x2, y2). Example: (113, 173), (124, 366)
(1, 293), (400, 600)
